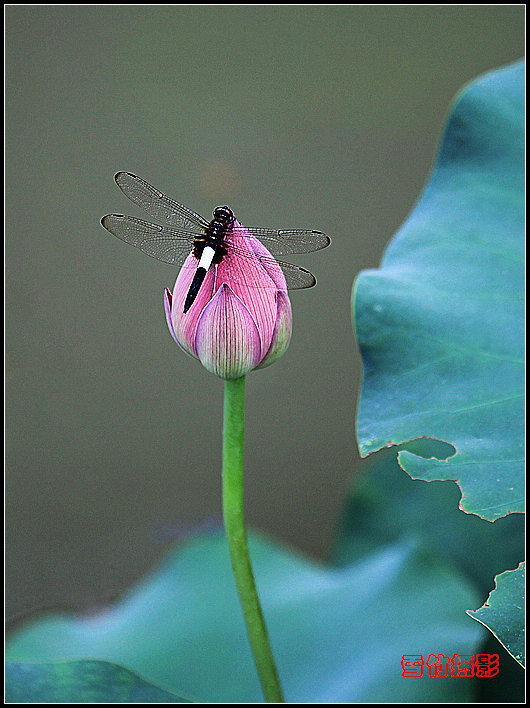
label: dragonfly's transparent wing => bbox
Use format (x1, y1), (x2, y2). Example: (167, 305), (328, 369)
(114, 172), (209, 231)
(168, 242), (317, 290)
(266, 258), (317, 289)
(101, 214), (196, 265)
(241, 226), (330, 255)
(102, 213), (320, 289)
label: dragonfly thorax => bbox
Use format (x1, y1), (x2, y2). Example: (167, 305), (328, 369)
(199, 205), (234, 260)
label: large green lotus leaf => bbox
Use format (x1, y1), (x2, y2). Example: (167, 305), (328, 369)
(354, 60), (524, 521)
(6, 533), (483, 703)
(332, 442), (524, 594)
(5, 660), (191, 703)
(467, 562), (525, 668)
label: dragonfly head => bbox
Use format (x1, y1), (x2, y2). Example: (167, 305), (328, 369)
(213, 205), (234, 224)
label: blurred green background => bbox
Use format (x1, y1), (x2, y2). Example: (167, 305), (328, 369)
(6, 5), (524, 624)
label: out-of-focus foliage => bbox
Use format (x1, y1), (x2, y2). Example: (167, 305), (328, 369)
(5, 660), (191, 703)
(6, 533), (482, 702)
(332, 442), (524, 592)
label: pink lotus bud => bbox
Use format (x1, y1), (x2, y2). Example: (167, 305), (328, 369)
(164, 221), (292, 379)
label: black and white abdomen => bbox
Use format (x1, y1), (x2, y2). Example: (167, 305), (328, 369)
(185, 206), (235, 312)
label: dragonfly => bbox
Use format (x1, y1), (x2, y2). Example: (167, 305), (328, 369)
(101, 172), (331, 313)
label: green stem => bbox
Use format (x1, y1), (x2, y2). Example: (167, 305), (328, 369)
(222, 375), (284, 703)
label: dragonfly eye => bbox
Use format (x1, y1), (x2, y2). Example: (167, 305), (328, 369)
(213, 206), (233, 222)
